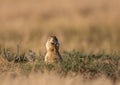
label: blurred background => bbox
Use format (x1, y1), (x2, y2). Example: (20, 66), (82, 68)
(0, 0), (120, 53)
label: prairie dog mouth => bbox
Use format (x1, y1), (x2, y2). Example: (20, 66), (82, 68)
(51, 42), (55, 45)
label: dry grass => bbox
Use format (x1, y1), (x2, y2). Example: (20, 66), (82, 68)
(0, 50), (120, 85)
(0, 73), (115, 85)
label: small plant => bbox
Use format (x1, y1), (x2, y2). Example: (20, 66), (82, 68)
(2, 48), (15, 62)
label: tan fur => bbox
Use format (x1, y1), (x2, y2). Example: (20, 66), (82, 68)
(45, 36), (62, 63)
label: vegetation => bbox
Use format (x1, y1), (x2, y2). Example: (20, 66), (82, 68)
(0, 48), (120, 83)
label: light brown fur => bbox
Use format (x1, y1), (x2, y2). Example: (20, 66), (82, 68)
(45, 36), (62, 63)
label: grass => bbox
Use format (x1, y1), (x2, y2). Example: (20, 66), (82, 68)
(0, 48), (120, 84)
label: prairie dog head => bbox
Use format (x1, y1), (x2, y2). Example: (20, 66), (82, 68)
(46, 36), (59, 52)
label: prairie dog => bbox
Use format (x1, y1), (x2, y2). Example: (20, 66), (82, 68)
(45, 36), (62, 63)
